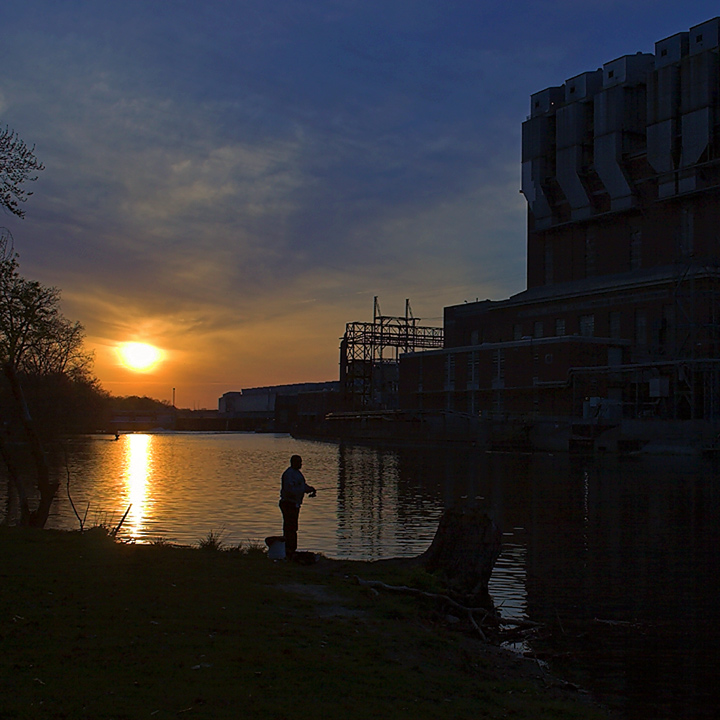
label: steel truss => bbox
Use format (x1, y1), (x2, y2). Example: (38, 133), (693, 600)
(340, 297), (443, 410)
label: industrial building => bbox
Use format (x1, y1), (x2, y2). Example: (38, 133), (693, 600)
(219, 381), (341, 431)
(400, 18), (720, 438)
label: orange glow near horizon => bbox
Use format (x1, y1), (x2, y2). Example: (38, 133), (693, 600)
(89, 305), (348, 408)
(116, 342), (164, 372)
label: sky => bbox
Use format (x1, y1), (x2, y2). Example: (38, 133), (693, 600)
(0, 1), (718, 408)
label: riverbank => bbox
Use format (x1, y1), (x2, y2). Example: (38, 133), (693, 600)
(1, 528), (610, 719)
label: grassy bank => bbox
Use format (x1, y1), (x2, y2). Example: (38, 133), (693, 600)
(0, 528), (609, 719)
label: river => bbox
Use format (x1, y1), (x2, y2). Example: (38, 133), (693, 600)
(2, 431), (719, 718)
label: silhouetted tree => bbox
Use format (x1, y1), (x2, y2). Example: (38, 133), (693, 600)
(0, 248), (93, 380)
(110, 395), (173, 414)
(0, 233), (101, 526)
(0, 126), (44, 218)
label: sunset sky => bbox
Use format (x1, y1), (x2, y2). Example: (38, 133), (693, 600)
(1, 2), (717, 408)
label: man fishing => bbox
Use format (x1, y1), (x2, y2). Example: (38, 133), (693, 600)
(279, 454), (316, 559)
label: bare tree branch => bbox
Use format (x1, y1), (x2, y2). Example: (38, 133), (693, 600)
(0, 127), (44, 219)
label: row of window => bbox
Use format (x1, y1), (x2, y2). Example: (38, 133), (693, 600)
(465, 306), (676, 349)
(444, 347), (553, 394)
(543, 227), (645, 285)
(542, 212), (696, 288)
(513, 316), (586, 340)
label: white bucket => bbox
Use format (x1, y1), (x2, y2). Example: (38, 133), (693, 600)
(267, 539), (286, 560)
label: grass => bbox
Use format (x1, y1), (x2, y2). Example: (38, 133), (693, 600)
(0, 527), (610, 719)
(197, 528), (227, 551)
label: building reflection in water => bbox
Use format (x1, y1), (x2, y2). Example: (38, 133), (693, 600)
(334, 442), (510, 561)
(331, 441), (720, 717)
(336, 444), (401, 558)
(121, 434), (152, 538)
(517, 453), (720, 718)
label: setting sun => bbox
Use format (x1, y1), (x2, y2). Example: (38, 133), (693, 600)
(117, 342), (164, 372)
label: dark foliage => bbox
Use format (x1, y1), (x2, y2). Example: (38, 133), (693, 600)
(8, 372), (110, 439)
(109, 395), (173, 414)
(0, 126), (44, 218)
(0, 243), (105, 525)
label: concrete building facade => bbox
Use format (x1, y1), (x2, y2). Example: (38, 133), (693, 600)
(400, 18), (720, 426)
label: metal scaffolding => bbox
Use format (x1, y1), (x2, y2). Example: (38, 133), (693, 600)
(340, 297), (444, 410)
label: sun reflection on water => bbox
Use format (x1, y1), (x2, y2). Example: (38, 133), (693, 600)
(122, 434), (152, 538)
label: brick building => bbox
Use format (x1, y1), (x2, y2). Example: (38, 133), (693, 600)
(400, 18), (720, 423)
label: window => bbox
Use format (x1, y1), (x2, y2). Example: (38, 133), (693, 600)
(630, 227), (642, 270)
(544, 243), (554, 285)
(608, 70), (615, 79)
(444, 355), (456, 390)
(661, 305), (675, 351)
(468, 352), (480, 389)
(635, 310), (647, 348)
(534, 321), (544, 338)
(513, 324), (523, 341)
(680, 208), (694, 258)
(579, 314), (595, 337)
(492, 349), (505, 386)
(661, 48), (668, 57)
(609, 311), (621, 339)
(585, 229), (596, 277)
(555, 318), (566, 336)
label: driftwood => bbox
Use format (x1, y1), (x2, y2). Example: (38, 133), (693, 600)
(111, 504), (132, 537)
(354, 576), (541, 643)
(355, 576), (493, 641)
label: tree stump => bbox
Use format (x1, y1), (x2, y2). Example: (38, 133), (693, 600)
(419, 507), (501, 600)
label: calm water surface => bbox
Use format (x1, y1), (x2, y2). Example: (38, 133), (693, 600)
(4, 432), (719, 718)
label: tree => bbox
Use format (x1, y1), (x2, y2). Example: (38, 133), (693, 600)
(0, 230), (101, 526)
(0, 240), (93, 380)
(0, 126), (44, 218)
(110, 395), (173, 414)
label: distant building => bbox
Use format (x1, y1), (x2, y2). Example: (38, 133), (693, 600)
(219, 381), (341, 431)
(401, 18), (720, 423)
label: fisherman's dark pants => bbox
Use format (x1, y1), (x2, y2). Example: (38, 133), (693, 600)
(279, 500), (300, 557)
